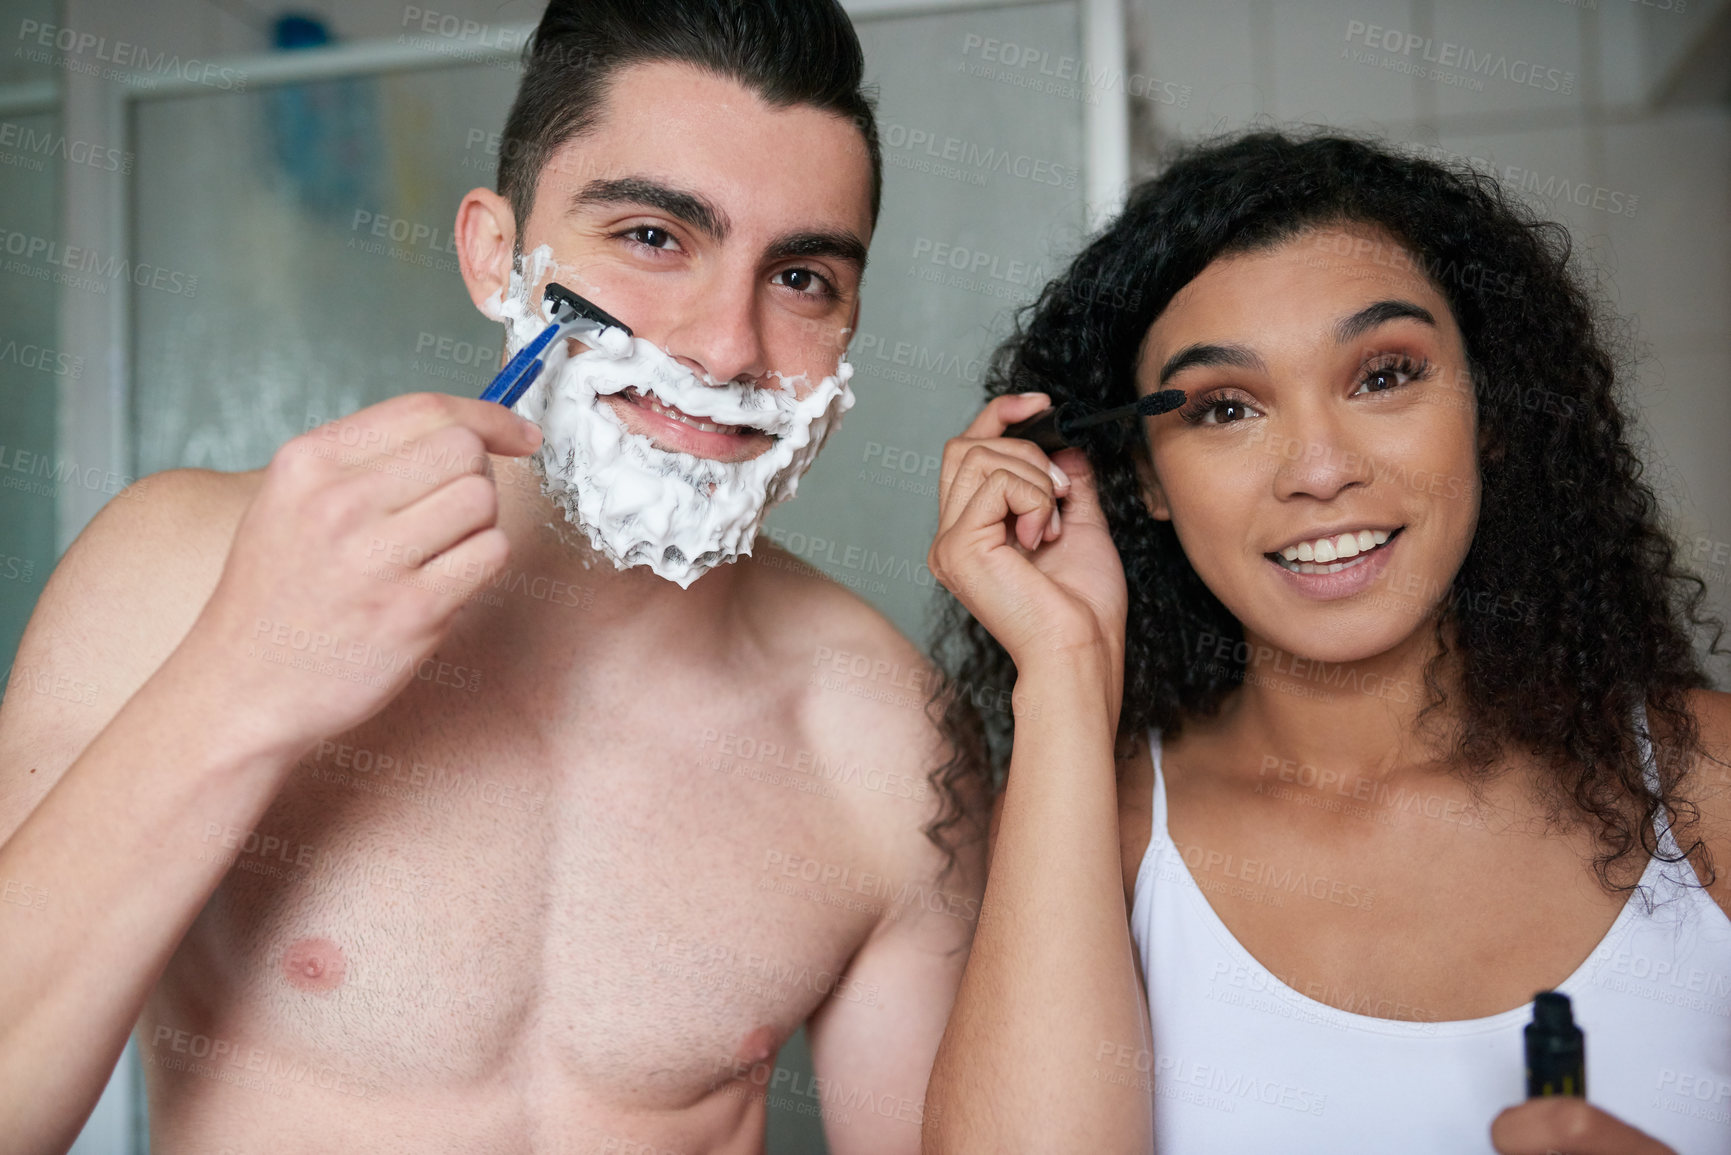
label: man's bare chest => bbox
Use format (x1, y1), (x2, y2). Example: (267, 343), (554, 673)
(150, 679), (879, 1109)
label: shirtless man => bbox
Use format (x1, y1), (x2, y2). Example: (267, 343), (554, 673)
(0, 2), (982, 1151)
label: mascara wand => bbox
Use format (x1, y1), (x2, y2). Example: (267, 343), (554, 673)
(1003, 389), (1188, 453)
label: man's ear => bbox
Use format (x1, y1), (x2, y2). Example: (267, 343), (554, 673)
(455, 187), (516, 320)
(1133, 448), (1172, 521)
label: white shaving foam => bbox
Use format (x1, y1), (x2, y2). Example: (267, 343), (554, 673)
(484, 244), (854, 589)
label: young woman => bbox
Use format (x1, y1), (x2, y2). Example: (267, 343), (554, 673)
(919, 133), (1731, 1154)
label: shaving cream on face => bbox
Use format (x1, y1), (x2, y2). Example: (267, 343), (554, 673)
(483, 244), (854, 589)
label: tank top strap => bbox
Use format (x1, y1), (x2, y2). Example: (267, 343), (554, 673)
(1148, 726), (1167, 838)
(1634, 699), (1686, 861)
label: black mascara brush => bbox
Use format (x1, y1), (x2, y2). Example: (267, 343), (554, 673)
(1003, 389), (1188, 453)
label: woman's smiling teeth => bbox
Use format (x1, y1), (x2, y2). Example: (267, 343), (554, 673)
(1272, 528), (1398, 574)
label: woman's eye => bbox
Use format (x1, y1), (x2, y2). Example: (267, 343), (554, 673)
(1354, 358), (1429, 394)
(773, 267), (834, 298)
(1181, 396), (1258, 425)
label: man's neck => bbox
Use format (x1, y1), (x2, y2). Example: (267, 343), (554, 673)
(485, 454), (757, 662)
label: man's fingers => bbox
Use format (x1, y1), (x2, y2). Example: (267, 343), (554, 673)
(373, 473), (502, 574)
(380, 392), (545, 458)
(295, 394), (542, 513)
(311, 393), (542, 472)
(1490, 1099), (1678, 1155)
(419, 527), (512, 614)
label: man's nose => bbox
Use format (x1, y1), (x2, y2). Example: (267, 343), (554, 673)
(661, 275), (769, 386)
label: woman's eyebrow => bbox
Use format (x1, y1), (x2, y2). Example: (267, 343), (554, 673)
(1334, 299), (1436, 343)
(1159, 342), (1265, 386)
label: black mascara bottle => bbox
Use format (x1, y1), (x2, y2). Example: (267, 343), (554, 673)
(1525, 991), (1586, 1098)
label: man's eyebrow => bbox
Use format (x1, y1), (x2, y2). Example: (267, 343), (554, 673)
(571, 177), (731, 240)
(764, 231), (869, 271)
(1158, 342), (1266, 386)
(1335, 299), (1436, 343)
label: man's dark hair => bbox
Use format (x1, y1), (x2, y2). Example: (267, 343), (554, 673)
(498, 0), (881, 235)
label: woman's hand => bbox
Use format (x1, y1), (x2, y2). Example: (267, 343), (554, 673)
(1491, 1099), (1677, 1155)
(928, 393), (1130, 674)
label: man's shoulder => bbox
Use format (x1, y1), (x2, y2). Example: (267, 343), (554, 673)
(60, 465), (257, 603)
(742, 542), (951, 825)
(743, 542), (940, 728)
(22, 466), (258, 696)
(0, 466), (258, 819)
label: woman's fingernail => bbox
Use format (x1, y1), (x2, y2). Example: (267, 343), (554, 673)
(1048, 462), (1071, 490)
(1049, 507), (1061, 537)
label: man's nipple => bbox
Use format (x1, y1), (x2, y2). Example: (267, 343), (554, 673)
(281, 936), (347, 994)
(734, 1025), (782, 1072)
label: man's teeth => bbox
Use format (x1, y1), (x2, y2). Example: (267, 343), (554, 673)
(633, 390), (745, 436)
(1274, 529), (1393, 574)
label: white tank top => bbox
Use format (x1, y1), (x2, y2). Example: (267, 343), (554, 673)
(1129, 714), (1731, 1153)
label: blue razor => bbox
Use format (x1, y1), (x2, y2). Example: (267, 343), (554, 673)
(479, 282), (633, 409)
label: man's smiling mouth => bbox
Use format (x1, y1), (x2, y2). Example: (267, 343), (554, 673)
(599, 387), (778, 463)
(618, 386), (769, 436)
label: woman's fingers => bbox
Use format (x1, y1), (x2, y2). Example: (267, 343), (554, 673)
(1048, 447), (1105, 527)
(1490, 1099), (1677, 1155)
(930, 461), (1061, 616)
(958, 391), (1052, 440)
(940, 434), (1070, 516)
(942, 395), (1067, 494)
(938, 445), (1058, 546)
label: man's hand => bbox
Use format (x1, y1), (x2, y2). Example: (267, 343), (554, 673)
(184, 392), (542, 753)
(1492, 1099), (1678, 1155)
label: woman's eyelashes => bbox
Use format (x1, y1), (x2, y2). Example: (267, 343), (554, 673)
(1353, 353), (1433, 394)
(1175, 353), (1437, 425)
(1178, 390), (1258, 425)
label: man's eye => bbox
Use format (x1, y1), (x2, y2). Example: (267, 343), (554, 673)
(772, 268), (837, 301)
(774, 268), (835, 298)
(627, 226), (677, 250)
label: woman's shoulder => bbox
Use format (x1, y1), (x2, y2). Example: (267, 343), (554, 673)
(1683, 687), (1731, 791)
(1680, 688), (1731, 911)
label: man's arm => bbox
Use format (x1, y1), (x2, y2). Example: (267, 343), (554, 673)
(795, 625), (988, 1155)
(805, 830), (982, 1155)
(0, 395), (540, 1153)
(0, 468), (300, 1154)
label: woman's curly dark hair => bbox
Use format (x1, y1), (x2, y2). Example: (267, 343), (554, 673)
(923, 129), (1727, 891)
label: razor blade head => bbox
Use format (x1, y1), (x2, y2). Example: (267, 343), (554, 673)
(544, 282), (632, 338)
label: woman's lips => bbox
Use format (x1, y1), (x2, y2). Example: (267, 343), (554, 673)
(1264, 527), (1404, 600)
(600, 389), (774, 463)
